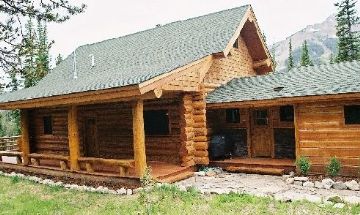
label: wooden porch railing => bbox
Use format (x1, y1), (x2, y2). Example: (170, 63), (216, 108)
(78, 157), (135, 177)
(0, 136), (22, 164)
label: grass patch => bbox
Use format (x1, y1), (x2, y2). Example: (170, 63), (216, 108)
(0, 175), (359, 214)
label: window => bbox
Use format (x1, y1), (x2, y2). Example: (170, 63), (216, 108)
(43, 116), (53, 135)
(144, 110), (170, 135)
(280, 106), (294, 122)
(344, 105), (360, 125)
(254, 110), (268, 125)
(226, 109), (240, 123)
(233, 38), (238, 48)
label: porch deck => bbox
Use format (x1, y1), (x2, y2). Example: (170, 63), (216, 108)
(210, 157), (295, 175)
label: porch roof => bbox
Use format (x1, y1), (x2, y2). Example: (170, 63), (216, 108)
(207, 60), (360, 104)
(0, 5), (250, 105)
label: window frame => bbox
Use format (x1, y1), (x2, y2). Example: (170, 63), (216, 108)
(43, 115), (53, 135)
(254, 109), (269, 126)
(143, 109), (171, 136)
(344, 105), (360, 125)
(225, 109), (241, 123)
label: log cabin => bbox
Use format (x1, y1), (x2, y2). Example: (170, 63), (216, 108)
(0, 5), (358, 183)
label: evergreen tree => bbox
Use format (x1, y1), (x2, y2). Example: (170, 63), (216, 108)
(21, 18), (37, 88)
(288, 39), (294, 70)
(300, 40), (313, 66)
(330, 53), (335, 64)
(271, 47), (278, 71)
(55, 54), (63, 66)
(35, 20), (52, 84)
(335, 0), (360, 62)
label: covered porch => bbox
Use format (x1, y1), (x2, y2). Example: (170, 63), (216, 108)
(0, 90), (200, 183)
(206, 104), (297, 175)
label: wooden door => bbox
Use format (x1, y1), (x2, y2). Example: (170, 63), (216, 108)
(84, 118), (99, 157)
(251, 109), (272, 157)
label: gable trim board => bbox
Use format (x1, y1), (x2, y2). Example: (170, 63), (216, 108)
(0, 5), (272, 110)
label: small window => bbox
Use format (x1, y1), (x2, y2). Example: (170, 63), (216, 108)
(144, 110), (170, 135)
(280, 106), (294, 122)
(254, 110), (268, 125)
(43, 116), (53, 135)
(226, 109), (240, 123)
(344, 105), (360, 125)
(233, 38), (238, 49)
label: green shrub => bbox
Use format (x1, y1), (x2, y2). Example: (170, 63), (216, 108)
(295, 156), (311, 176)
(326, 157), (341, 177)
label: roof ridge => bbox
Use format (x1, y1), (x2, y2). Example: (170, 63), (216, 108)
(75, 5), (251, 50)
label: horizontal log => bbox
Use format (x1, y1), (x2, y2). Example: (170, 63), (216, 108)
(0, 151), (22, 157)
(78, 157), (134, 168)
(29, 153), (69, 161)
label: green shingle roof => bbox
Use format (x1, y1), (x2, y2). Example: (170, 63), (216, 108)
(0, 5), (250, 104)
(206, 61), (360, 104)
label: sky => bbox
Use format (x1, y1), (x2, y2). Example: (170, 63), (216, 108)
(47, 0), (357, 61)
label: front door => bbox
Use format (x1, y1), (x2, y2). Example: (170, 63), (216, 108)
(251, 109), (272, 157)
(84, 118), (99, 157)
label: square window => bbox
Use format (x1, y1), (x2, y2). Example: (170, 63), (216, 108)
(144, 110), (170, 135)
(43, 116), (53, 135)
(254, 110), (268, 125)
(280, 106), (294, 122)
(226, 109), (240, 123)
(344, 105), (360, 124)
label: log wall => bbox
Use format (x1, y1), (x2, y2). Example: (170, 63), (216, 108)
(296, 101), (360, 176)
(28, 108), (69, 156)
(203, 36), (256, 92)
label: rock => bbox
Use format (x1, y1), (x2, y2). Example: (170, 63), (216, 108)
(289, 171), (295, 177)
(286, 178), (294, 184)
(126, 189), (133, 195)
(294, 181), (303, 186)
(303, 181), (315, 188)
(333, 203), (345, 209)
(177, 185), (187, 192)
(322, 178), (335, 189)
(294, 177), (308, 182)
(132, 187), (143, 194)
(314, 181), (323, 189)
(343, 196), (360, 205)
(205, 171), (216, 177)
(194, 172), (206, 177)
(305, 195), (321, 203)
(326, 195), (343, 203)
(345, 180), (360, 191)
(282, 175), (291, 181)
(333, 182), (347, 190)
(55, 181), (63, 187)
(42, 179), (54, 185)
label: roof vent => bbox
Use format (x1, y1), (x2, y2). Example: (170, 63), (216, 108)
(89, 54), (95, 67)
(73, 50), (78, 79)
(273, 86), (284, 92)
(156, 24), (161, 27)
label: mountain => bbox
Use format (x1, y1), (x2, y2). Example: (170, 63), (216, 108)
(271, 15), (337, 71)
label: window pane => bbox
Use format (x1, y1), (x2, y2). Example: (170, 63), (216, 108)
(144, 110), (170, 135)
(280, 106), (294, 122)
(344, 105), (360, 124)
(43, 116), (53, 134)
(254, 110), (268, 125)
(226, 109), (240, 123)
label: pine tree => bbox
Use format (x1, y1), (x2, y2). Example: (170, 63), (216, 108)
(271, 47), (278, 71)
(335, 0), (360, 62)
(330, 53), (335, 64)
(35, 20), (51, 84)
(21, 18), (37, 88)
(55, 54), (63, 66)
(288, 39), (294, 70)
(300, 40), (313, 66)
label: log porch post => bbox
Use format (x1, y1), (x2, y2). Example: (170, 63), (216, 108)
(132, 100), (147, 177)
(20, 109), (30, 165)
(68, 105), (80, 171)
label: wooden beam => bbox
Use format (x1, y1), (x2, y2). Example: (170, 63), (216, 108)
(253, 59), (271, 69)
(294, 105), (300, 160)
(68, 106), (80, 171)
(20, 110), (30, 165)
(132, 100), (147, 177)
